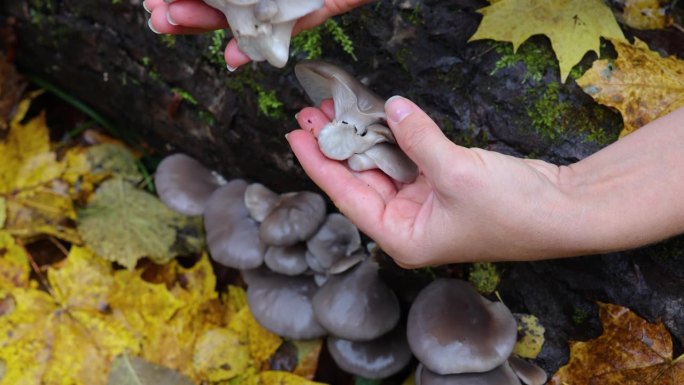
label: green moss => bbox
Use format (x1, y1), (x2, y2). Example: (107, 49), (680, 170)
(226, 68), (285, 119)
(491, 41), (557, 83)
(291, 19), (357, 60)
(405, 3), (424, 26)
(526, 81), (617, 145)
(468, 263), (501, 295)
(207, 29), (227, 67)
(198, 110), (217, 126)
(256, 88), (285, 119)
(572, 308), (589, 324)
(159, 34), (177, 48)
(171, 88), (198, 105)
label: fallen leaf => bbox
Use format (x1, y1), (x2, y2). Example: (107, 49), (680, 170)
(228, 306), (284, 369)
(0, 53), (26, 133)
(550, 302), (684, 385)
(469, 0), (626, 82)
(193, 328), (251, 381)
(107, 353), (194, 385)
(78, 177), (204, 269)
(622, 0), (672, 30)
(292, 339), (324, 380)
(0, 231), (30, 289)
(85, 144), (144, 185)
(513, 314), (545, 359)
(243, 371), (327, 385)
(577, 38), (684, 137)
(0, 197), (5, 228)
(0, 96), (63, 194)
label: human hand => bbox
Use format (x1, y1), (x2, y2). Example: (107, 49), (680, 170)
(286, 97), (586, 267)
(143, 0), (372, 70)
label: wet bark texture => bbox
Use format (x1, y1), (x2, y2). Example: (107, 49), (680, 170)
(2, 0), (683, 379)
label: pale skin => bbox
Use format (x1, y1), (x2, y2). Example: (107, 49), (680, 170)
(146, 1), (684, 267)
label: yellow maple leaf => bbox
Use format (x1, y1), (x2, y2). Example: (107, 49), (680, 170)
(577, 38), (684, 137)
(0, 231), (30, 289)
(550, 302), (684, 385)
(513, 314), (545, 359)
(469, 0), (626, 82)
(0, 96), (64, 194)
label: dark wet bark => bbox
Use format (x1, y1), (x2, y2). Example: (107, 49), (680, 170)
(2, 0), (683, 380)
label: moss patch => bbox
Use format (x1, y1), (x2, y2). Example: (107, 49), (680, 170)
(491, 41), (557, 83)
(291, 19), (357, 60)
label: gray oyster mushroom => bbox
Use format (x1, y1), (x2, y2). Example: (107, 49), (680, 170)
(306, 213), (362, 272)
(294, 61), (418, 183)
(247, 272), (327, 339)
(154, 153), (225, 215)
(407, 279), (517, 375)
(264, 243), (309, 276)
(259, 191), (327, 246)
(415, 363), (522, 385)
(202, 0), (324, 67)
(507, 356), (547, 385)
(244, 183), (279, 222)
(204, 180), (267, 269)
(327, 325), (412, 380)
(312, 259), (400, 341)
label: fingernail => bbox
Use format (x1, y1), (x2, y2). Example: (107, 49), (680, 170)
(226, 64), (237, 72)
(166, 11), (179, 26)
(285, 133), (291, 140)
(385, 95), (413, 124)
(142, 1), (151, 13)
(294, 113), (300, 120)
(148, 19), (160, 34)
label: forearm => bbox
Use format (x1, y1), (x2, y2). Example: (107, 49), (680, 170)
(563, 107), (684, 254)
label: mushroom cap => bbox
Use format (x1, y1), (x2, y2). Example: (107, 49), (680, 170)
(312, 259), (400, 341)
(259, 191), (326, 246)
(247, 273), (327, 339)
(244, 183), (280, 222)
(407, 279), (517, 375)
(348, 143), (419, 184)
(415, 363), (522, 385)
(327, 325), (412, 379)
(204, 180), (266, 269)
(317, 121), (395, 160)
(154, 154), (225, 215)
(306, 213), (361, 271)
(507, 356), (547, 385)
(264, 243), (309, 276)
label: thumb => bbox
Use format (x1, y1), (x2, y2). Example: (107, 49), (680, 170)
(385, 96), (461, 176)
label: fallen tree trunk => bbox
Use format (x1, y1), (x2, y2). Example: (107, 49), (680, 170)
(2, 0), (683, 377)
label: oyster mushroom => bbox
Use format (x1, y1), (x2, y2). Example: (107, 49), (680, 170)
(507, 356), (547, 385)
(247, 272), (326, 339)
(312, 259), (400, 341)
(244, 183), (279, 222)
(407, 279), (517, 375)
(305, 213), (362, 273)
(204, 180), (267, 269)
(264, 243), (309, 276)
(327, 325), (412, 380)
(259, 191), (326, 246)
(154, 154), (225, 215)
(202, 0), (324, 67)
(415, 363), (522, 385)
(294, 60), (418, 183)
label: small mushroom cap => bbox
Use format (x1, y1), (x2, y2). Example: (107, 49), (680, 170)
(327, 325), (412, 379)
(507, 356), (547, 385)
(415, 363), (522, 385)
(154, 154), (225, 215)
(407, 279), (517, 375)
(348, 143), (419, 184)
(244, 183), (280, 222)
(317, 121), (395, 160)
(247, 273), (326, 339)
(204, 180), (266, 269)
(312, 259), (400, 341)
(264, 243), (309, 276)
(306, 213), (361, 270)
(259, 191), (326, 246)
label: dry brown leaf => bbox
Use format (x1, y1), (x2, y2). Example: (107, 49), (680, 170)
(622, 0), (673, 30)
(0, 53), (26, 133)
(577, 38), (684, 137)
(550, 302), (684, 385)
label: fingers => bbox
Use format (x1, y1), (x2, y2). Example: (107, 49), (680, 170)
(166, 0), (228, 30)
(224, 39), (252, 71)
(286, 129), (386, 237)
(148, 2), (211, 34)
(385, 96), (467, 180)
(296, 107), (331, 136)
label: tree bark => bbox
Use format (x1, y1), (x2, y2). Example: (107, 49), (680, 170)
(2, 0), (684, 375)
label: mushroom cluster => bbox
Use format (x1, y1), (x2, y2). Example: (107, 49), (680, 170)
(295, 61), (419, 183)
(408, 279), (547, 385)
(155, 153), (412, 379)
(201, 0), (324, 67)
